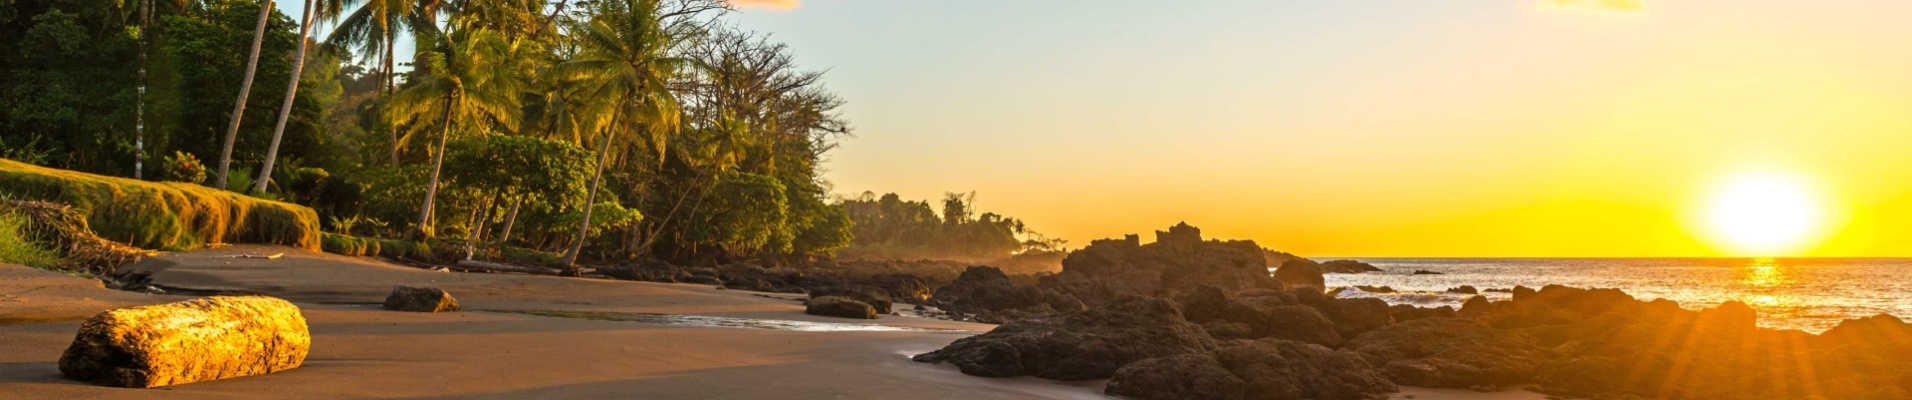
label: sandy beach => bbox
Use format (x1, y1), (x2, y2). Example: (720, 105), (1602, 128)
(0, 246), (1542, 399)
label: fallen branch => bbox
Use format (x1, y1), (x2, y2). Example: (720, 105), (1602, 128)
(452, 260), (562, 275)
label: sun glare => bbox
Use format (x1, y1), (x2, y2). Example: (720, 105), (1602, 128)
(1695, 171), (1834, 256)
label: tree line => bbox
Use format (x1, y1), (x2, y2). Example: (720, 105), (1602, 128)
(0, 0), (1053, 267)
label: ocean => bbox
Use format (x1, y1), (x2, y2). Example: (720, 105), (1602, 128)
(1313, 258), (1912, 333)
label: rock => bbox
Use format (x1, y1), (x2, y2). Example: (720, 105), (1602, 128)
(1444, 286), (1478, 295)
(1411, 269), (1443, 275)
(1353, 285), (1396, 294)
(1180, 286), (1342, 346)
(912, 296), (1214, 380)
(382, 286), (461, 312)
(1389, 304), (1458, 322)
(1273, 259), (1326, 291)
(809, 286), (893, 314)
(864, 274), (933, 302)
(1106, 339), (1397, 400)
(1344, 318), (1547, 388)
(805, 296), (877, 319)
(59, 296), (310, 388)
(931, 266), (1047, 313)
(1038, 223), (1282, 307)
(1320, 259), (1384, 274)
(1297, 290), (1394, 339)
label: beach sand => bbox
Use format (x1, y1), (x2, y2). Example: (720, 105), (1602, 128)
(0, 246), (1545, 399)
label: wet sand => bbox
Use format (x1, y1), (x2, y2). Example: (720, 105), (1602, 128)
(0, 246), (1544, 399)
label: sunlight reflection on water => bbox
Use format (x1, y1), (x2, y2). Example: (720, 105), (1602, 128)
(1314, 257), (1912, 333)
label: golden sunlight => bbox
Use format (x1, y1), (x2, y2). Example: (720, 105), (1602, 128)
(1694, 171), (1835, 256)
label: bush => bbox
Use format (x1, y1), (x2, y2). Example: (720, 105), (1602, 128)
(0, 211), (58, 269)
(0, 158), (321, 251)
(161, 151), (208, 184)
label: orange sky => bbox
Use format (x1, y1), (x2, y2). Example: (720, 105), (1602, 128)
(734, 0), (1912, 257)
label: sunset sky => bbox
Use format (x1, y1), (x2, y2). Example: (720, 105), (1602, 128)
(720, 0), (1912, 257)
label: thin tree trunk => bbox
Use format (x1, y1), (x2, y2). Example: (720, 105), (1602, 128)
(494, 198), (521, 244)
(386, 32), (400, 167)
(559, 134), (615, 269)
(214, 0), (275, 190)
(253, 0), (316, 194)
(135, 0), (151, 179)
(410, 99), (455, 240)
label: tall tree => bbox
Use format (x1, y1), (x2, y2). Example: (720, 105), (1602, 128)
(253, 0), (327, 193)
(385, 21), (523, 239)
(548, 0), (723, 269)
(213, 0), (276, 190)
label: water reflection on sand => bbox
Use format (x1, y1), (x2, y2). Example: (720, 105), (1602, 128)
(486, 309), (970, 333)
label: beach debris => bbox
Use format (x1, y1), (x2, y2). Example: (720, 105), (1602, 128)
(382, 286), (461, 312)
(1105, 339), (1397, 400)
(912, 295), (1215, 380)
(229, 253), (283, 259)
(805, 296), (878, 319)
(58, 296), (310, 388)
(453, 259), (561, 275)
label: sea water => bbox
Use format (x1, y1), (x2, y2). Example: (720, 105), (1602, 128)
(1309, 258), (1912, 333)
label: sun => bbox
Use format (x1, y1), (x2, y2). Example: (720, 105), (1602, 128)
(1694, 171), (1834, 256)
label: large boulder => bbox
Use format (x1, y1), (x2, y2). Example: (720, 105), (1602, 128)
(1105, 339), (1397, 400)
(1273, 259), (1326, 291)
(809, 286), (893, 314)
(1179, 286), (1341, 346)
(59, 296), (310, 388)
(805, 296), (877, 319)
(911, 295), (1214, 380)
(1343, 318), (1547, 388)
(930, 266), (1047, 313)
(1038, 223), (1283, 307)
(1296, 290), (1394, 339)
(382, 286), (461, 312)
(1319, 259), (1383, 274)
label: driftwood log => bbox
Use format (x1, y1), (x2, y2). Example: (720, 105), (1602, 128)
(59, 296), (310, 388)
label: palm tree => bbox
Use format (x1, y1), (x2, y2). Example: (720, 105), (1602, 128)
(212, 0), (278, 190)
(385, 22), (524, 239)
(548, 0), (703, 269)
(255, 0), (344, 194)
(325, 0), (440, 166)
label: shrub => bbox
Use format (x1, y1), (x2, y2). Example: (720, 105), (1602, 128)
(0, 211), (58, 269)
(161, 151), (208, 184)
(0, 158), (321, 251)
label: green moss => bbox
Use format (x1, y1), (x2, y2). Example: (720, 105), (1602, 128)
(0, 158), (321, 251)
(0, 211), (59, 269)
(500, 246), (561, 268)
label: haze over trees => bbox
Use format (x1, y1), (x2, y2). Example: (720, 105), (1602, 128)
(0, 0), (1053, 266)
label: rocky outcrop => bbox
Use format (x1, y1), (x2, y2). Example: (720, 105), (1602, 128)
(1105, 339), (1397, 400)
(911, 296), (1214, 380)
(1038, 223), (1282, 307)
(1344, 318), (1547, 388)
(1319, 259), (1382, 274)
(1273, 259), (1326, 291)
(1295, 290), (1394, 339)
(1388, 304), (1457, 322)
(809, 287), (892, 314)
(927, 266), (1083, 323)
(805, 296), (877, 319)
(383, 286), (460, 312)
(1179, 286), (1341, 346)
(59, 296), (310, 388)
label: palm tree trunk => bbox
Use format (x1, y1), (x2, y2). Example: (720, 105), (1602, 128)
(214, 0), (275, 190)
(494, 198), (521, 244)
(559, 134), (615, 269)
(253, 0), (316, 194)
(410, 100), (455, 240)
(385, 31), (400, 167)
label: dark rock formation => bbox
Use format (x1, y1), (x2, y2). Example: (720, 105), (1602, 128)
(1273, 259), (1326, 291)
(1411, 269), (1443, 275)
(1038, 223), (1282, 307)
(927, 266), (1082, 323)
(1388, 304), (1458, 322)
(805, 296), (877, 319)
(382, 286), (461, 312)
(1320, 259), (1383, 274)
(599, 259), (953, 301)
(1179, 286), (1341, 346)
(1295, 290), (1394, 339)
(1444, 285), (1478, 295)
(1105, 339), (1397, 400)
(809, 287), (893, 314)
(1344, 318), (1547, 388)
(59, 296), (310, 388)
(911, 296), (1214, 380)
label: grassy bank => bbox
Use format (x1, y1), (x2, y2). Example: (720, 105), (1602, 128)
(0, 158), (320, 251)
(321, 232), (562, 268)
